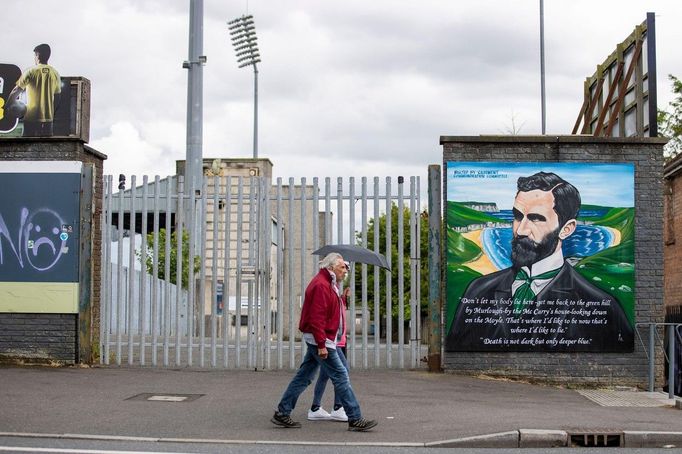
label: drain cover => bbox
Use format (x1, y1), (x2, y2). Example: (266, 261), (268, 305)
(570, 433), (623, 447)
(126, 393), (204, 402)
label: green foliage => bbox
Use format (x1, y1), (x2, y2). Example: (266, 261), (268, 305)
(137, 228), (201, 289)
(354, 204), (428, 321)
(658, 74), (682, 160)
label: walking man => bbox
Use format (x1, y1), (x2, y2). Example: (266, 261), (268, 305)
(271, 252), (377, 432)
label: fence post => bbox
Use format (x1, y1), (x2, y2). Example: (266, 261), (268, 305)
(668, 324), (675, 399)
(427, 165), (442, 372)
(649, 323), (655, 392)
(79, 164), (95, 363)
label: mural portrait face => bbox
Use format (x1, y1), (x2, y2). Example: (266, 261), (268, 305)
(511, 189), (562, 268)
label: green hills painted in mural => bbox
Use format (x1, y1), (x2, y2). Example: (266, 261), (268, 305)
(446, 201), (505, 227)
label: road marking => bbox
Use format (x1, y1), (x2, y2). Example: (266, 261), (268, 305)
(0, 447), (187, 454)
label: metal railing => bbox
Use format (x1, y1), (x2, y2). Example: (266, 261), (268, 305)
(635, 322), (682, 399)
(100, 174), (425, 370)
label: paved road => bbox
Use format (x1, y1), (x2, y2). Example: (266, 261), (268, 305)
(1, 366), (681, 448)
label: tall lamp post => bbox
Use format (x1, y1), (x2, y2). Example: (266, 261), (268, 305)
(228, 15), (261, 159)
(539, 0), (546, 134)
(183, 0), (206, 192)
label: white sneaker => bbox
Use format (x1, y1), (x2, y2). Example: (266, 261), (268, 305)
(307, 407), (332, 421)
(329, 406), (348, 422)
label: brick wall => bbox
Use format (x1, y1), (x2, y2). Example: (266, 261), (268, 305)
(664, 154), (682, 308)
(0, 314), (77, 362)
(0, 139), (105, 364)
(441, 135), (666, 387)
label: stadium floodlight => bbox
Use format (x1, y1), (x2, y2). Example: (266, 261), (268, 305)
(228, 15), (261, 158)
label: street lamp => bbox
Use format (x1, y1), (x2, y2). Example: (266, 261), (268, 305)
(228, 14), (261, 159)
(539, 0), (546, 135)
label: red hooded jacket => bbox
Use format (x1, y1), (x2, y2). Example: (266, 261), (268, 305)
(299, 269), (345, 349)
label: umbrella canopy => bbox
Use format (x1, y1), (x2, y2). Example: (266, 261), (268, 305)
(313, 244), (390, 270)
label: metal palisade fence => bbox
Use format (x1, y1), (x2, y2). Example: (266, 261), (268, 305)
(101, 173), (424, 370)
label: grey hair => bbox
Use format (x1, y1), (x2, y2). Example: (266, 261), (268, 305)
(319, 252), (343, 269)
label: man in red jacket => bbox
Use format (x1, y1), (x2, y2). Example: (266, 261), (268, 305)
(271, 252), (377, 432)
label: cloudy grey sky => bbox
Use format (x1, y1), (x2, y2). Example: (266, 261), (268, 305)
(4, 1), (681, 181)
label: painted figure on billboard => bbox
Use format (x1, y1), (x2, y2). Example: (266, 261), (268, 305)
(9, 44), (61, 137)
(0, 63), (22, 133)
(445, 164), (635, 352)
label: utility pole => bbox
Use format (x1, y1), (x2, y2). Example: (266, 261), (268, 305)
(540, 0), (546, 134)
(183, 0), (206, 192)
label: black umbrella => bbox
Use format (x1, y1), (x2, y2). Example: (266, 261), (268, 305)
(313, 244), (390, 270)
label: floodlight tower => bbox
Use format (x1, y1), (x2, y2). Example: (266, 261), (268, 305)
(228, 15), (261, 159)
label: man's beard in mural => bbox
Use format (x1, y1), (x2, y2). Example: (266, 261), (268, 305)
(511, 227), (561, 270)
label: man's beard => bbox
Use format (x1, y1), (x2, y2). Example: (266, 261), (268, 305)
(511, 227), (561, 270)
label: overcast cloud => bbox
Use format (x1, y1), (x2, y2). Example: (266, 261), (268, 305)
(3, 1), (681, 181)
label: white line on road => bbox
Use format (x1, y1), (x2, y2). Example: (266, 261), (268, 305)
(0, 447), (188, 454)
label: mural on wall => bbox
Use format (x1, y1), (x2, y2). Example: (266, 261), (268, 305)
(444, 162), (635, 352)
(0, 43), (67, 138)
(0, 162), (81, 313)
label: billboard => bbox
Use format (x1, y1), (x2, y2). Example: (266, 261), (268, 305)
(1, 44), (90, 141)
(444, 162), (635, 352)
(573, 13), (657, 137)
(0, 161), (82, 313)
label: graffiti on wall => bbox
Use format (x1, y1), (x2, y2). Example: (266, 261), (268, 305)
(0, 173), (79, 283)
(0, 207), (73, 272)
(444, 162), (635, 353)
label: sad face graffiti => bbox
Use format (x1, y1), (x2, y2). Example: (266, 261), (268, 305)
(22, 207), (68, 271)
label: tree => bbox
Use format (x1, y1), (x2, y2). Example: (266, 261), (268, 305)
(354, 204), (428, 323)
(658, 74), (682, 161)
(500, 109), (526, 135)
(137, 228), (201, 289)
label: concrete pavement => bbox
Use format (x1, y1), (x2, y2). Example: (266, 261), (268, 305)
(1, 366), (681, 448)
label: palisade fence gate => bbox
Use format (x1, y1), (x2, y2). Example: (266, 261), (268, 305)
(100, 174), (425, 370)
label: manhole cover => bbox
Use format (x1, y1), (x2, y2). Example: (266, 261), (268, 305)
(126, 393), (204, 402)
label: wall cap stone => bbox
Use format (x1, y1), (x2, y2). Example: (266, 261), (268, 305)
(440, 135), (668, 146)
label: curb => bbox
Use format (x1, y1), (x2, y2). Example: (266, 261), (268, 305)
(519, 429), (567, 448)
(623, 431), (682, 448)
(425, 430), (568, 448)
(425, 431), (518, 448)
(2, 430), (682, 448)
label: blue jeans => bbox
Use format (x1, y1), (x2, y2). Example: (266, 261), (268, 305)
(277, 343), (361, 420)
(313, 346), (348, 409)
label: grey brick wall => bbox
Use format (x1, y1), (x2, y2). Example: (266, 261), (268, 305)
(0, 313), (77, 363)
(440, 135), (666, 387)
